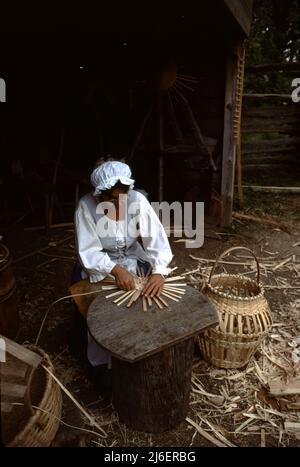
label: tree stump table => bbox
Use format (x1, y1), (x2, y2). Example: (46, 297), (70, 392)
(87, 285), (218, 433)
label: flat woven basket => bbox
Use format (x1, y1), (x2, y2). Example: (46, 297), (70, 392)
(198, 247), (273, 369)
(8, 346), (62, 447)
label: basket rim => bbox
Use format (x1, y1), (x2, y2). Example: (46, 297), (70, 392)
(206, 273), (264, 301)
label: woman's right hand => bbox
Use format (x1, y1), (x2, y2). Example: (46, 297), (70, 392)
(111, 265), (135, 291)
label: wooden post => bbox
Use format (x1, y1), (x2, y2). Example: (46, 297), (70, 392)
(221, 49), (238, 227)
(112, 338), (194, 433)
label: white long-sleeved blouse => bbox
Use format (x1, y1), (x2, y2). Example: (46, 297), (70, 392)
(75, 189), (173, 282)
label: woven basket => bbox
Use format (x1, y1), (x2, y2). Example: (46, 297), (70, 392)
(198, 247), (272, 369)
(8, 346), (62, 447)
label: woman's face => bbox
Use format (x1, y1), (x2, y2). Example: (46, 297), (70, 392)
(101, 183), (129, 207)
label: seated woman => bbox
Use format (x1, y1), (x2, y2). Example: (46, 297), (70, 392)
(71, 160), (173, 394)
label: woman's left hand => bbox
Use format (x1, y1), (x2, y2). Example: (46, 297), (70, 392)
(142, 274), (164, 297)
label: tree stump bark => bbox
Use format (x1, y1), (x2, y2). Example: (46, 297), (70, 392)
(112, 338), (194, 433)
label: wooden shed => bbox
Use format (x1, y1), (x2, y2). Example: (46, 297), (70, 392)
(126, 1), (254, 227)
(0, 1), (253, 227)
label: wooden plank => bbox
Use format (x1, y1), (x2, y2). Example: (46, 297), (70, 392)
(1, 382), (27, 398)
(1, 402), (14, 413)
(246, 62), (300, 73)
(242, 112), (300, 123)
(243, 93), (291, 99)
(243, 136), (300, 150)
(269, 377), (300, 396)
(0, 359), (28, 378)
(242, 138), (300, 155)
(244, 163), (295, 169)
(242, 126), (298, 135)
(243, 154), (297, 163)
(243, 147), (297, 157)
(242, 120), (299, 134)
(87, 286), (218, 363)
(1, 336), (42, 368)
(243, 186), (300, 194)
(223, 0), (253, 36)
(242, 106), (300, 119)
(221, 50), (238, 226)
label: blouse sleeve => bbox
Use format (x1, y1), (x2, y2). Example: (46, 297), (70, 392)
(137, 194), (173, 276)
(75, 201), (116, 283)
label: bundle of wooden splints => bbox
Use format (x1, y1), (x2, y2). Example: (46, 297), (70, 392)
(100, 266), (186, 311)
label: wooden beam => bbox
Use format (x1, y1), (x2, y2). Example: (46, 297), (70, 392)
(242, 121), (298, 134)
(243, 93), (291, 99)
(223, 0), (254, 37)
(1, 359), (28, 378)
(242, 139), (299, 155)
(1, 402), (14, 413)
(221, 51), (238, 227)
(242, 107), (300, 119)
(1, 382), (27, 399)
(242, 186), (300, 194)
(246, 62), (300, 73)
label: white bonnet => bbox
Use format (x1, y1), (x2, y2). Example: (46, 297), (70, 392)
(90, 161), (135, 195)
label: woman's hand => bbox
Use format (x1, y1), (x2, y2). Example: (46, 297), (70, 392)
(142, 274), (164, 297)
(111, 265), (135, 291)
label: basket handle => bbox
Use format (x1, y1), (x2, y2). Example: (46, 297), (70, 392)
(208, 246), (260, 284)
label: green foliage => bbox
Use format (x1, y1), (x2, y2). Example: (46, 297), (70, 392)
(244, 0), (300, 93)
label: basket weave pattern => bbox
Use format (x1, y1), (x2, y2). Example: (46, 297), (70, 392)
(199, 248), (273, 369)
(8, 347), (62, 447)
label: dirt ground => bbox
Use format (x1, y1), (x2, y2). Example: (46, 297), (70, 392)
(1, 190), (300, 447)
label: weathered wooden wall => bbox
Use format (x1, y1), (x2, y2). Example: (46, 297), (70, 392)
(241, 96), (300, 173)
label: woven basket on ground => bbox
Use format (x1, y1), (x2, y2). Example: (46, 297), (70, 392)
(8, 346), (62, 447)
(198, 247), (273, 369)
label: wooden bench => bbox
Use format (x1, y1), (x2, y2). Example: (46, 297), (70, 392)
(87, 285), (218, 433)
